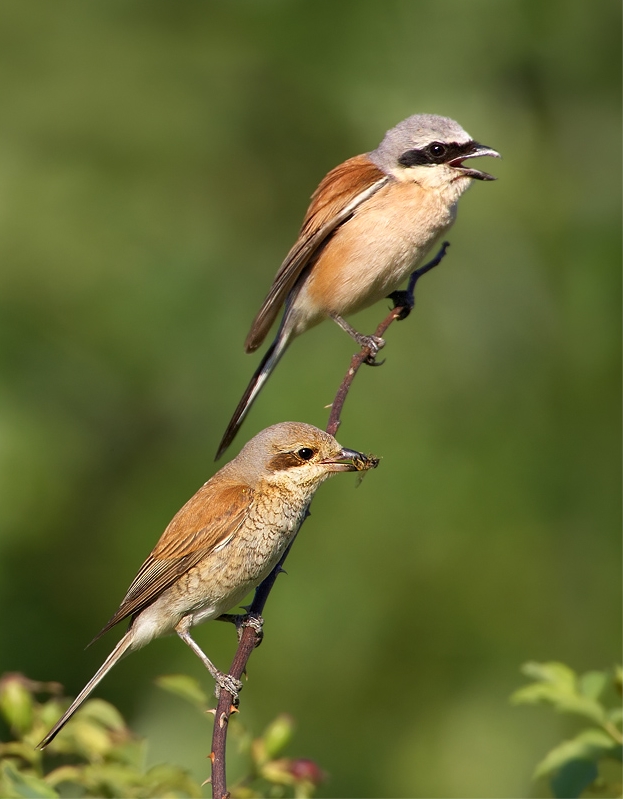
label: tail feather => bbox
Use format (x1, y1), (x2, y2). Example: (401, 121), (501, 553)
(216, 332), (291, 460)
(37, 632), (134, 749)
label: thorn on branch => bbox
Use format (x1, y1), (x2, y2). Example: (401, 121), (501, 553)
(364, 354), (385, 366)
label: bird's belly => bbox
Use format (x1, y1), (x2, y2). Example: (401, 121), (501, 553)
(300, 182), (457, 323)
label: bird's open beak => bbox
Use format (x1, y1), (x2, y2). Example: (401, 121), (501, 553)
(321, 448), (380, 473)
(449, 142), (501, 181)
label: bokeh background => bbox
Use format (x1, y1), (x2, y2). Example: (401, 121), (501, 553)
(0, 1), (620, 796)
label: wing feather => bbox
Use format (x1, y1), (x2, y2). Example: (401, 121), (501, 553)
(91, 481), (253, 641)
(244, 155), (389, 352)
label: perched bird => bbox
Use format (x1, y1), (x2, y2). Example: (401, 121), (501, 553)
(38, 422), (373, 749)
(217, 114), (500, 459)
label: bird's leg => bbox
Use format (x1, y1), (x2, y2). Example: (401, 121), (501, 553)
(388, 241), (451, 320)
(330, 314), (385, 366)
(216, 612), (264, 645)
(175, 617), (243, 702)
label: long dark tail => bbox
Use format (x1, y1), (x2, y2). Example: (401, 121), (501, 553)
(37, 632), (133, 749)
(216, 330), (292, 460)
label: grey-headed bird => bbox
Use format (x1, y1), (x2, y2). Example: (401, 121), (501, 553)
(38, 422), (375, 748)
(217, 114), (500, 459)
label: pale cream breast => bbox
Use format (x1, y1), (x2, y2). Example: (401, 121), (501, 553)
(297, 179), (459, 326)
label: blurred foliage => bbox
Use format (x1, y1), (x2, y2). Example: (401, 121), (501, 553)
(0, 672), (322, 798)
(0, 672), (201, 798)
(0, 0), (620, 796)
(511, 663), (622, 798)
(156, 673), (325, 798)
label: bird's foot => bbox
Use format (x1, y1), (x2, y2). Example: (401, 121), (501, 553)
(240, 613), (264, 645)
(358, 334), (386, 366)
(387, 289), (414, 320)
(214, 672), (243, 704)
(330, 314), (385, 365)
(216, 612), (264, 644)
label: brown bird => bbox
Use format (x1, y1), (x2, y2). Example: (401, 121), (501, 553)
(217, 114), (500, 459)
(38, 422), (373, 749)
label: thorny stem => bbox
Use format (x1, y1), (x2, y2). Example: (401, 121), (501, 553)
(209, 242), (449, 798)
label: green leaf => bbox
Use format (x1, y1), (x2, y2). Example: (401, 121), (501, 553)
(550, 758), (598, 799)
(262, 714), (295, 760)
(0, 677), (34, 736)
(608, 707), (623, 725)
(260, 758), (296, 787)
(38, 700), (66, 730)
(51, 717), (114, 759)
(78, 698), (127, 732)
(154, 674), (209, 709)
(522, 661), (577, 689)
(0, 740), (40, 766)
(43, 766), (83, 789)
(511, 662), (606, 724)
(0, 761), (59, 798)
(513, 684), (606, 724)
(534, 728), (620, 779)
(578, 670), (608, 700)
(78, 763), (143, 796)
(142, 763), (203, 798)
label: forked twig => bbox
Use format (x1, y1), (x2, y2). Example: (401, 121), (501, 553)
(209, 242), (449, 798)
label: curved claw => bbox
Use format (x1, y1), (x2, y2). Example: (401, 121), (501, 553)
(215, 673), (243, 704)
(359, 334), (385, 353)
(216, 612), (264, 643)
(387, 289), (414, 320)
(359, 335), (386, 365)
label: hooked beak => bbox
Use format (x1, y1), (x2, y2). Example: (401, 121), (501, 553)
(321, 447), (380, 473)
(449, 141), (501, 181)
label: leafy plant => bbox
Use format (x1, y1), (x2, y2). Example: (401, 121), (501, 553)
(155, 674), (325, 798)
(0, 672), (324, 798)
(511, 662), (622, 798)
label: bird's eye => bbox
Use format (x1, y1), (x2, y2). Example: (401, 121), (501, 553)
(428, 142), (447, 159)
(296, 447), (315, 461)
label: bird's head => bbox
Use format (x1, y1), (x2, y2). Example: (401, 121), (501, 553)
(230, 422), (377, 490)
(369, 113), (500, 194)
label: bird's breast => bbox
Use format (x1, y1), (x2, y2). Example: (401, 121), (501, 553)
(140, 499), (304, 636)
(297, 180), (457, 325)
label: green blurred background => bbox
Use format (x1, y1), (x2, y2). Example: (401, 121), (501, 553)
(0, 1), (620, 796)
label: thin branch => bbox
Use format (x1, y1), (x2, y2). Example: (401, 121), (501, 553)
(326, 241), (449, 436)
(209, 242), (449, 798)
